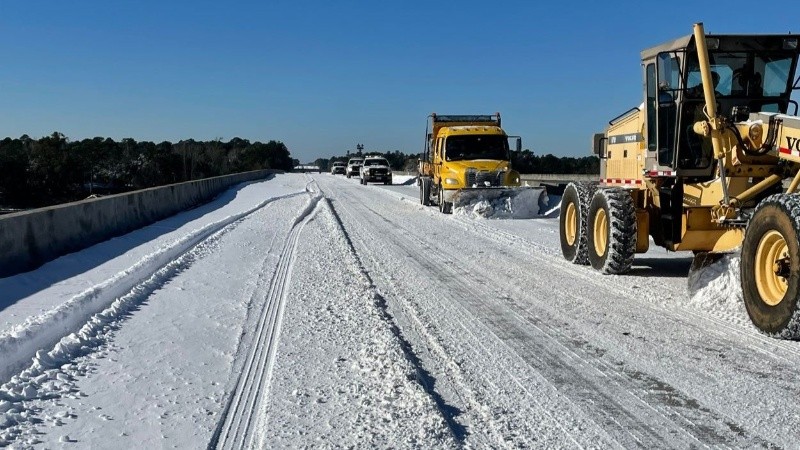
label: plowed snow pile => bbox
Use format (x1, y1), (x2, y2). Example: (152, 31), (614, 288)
(453, 188), (548, 219)
(686, 252), (750, 326)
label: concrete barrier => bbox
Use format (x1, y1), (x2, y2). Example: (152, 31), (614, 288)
(520, 174), (599, 186)
(0, 170), (280, 277)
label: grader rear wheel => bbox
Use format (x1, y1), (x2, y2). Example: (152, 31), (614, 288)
(586, 188), (636, 274)
(559, 182), (597, 265)
(741, 194), (800, 338)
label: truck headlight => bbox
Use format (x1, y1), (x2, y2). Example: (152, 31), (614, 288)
(444, 178), (458, 185)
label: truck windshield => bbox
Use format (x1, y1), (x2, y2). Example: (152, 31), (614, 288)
(445, 135), (509, 161)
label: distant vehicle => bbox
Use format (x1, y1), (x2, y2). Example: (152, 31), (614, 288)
(331, 161), (346, 175)
(346, 158), (364, 178)
(360, 157), (392, 185)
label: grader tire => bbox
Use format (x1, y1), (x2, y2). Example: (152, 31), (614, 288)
(559, 182), (597, 265)
(587, 188), (637, 274)
(741, 194), (800, 339)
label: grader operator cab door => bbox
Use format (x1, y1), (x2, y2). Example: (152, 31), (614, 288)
(646, 52), (715, 178)
(644, 49), (722, 180)
(648, 53), (678, 169)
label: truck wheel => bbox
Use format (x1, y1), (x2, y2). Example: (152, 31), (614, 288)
(347, 174), (351, 179)
(438, 186), (452, 214)
(559, 182), (597, 265)
(420, 177), (431, 206)
(741, 194), (800, 338)
(587, 188), (636, 274)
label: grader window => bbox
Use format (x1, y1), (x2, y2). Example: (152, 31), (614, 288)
(763, 57), (793, 96)
(684, 53), (794, 100)
(653, 54), (679, 167)
(646, 63), (657, 154)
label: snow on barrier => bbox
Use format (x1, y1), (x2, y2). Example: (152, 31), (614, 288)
(0, 190), (306, 391)
(0, 170), (281, 278)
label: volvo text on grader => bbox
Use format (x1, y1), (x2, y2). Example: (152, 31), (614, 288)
(559, 23), (800, 338)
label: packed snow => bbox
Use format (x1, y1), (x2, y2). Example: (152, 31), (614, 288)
(452, 187), (548, 219)
(1, 173), (799, 448)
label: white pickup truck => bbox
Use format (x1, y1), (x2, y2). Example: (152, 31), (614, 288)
(359, 157), (392, 185)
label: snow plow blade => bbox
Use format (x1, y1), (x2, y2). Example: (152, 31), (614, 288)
(451, 186), (548, 219)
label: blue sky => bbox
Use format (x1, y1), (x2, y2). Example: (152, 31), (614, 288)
(1, 1), (798, 163)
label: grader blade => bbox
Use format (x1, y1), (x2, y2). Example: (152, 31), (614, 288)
(451, 187), (548, 219)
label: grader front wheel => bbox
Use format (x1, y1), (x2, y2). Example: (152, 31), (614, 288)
(741, 194), (800, 338)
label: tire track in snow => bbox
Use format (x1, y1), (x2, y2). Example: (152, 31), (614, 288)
(209, 188), (322, 450)
(377, 202), (773, 448)
(452, 215), (800, 364)
(325, 179), (776, 448)
(329, 189), (615, 449)
(320, 195), (468, 445)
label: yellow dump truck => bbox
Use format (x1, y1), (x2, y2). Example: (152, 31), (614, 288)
(559, 23), (800, 338)
(418, 113), (543, 214)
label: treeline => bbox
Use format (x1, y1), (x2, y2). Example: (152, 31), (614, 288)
(510, 150), (600, 174)
(0, 132), (293, 209)
(313, 149), (599, 174)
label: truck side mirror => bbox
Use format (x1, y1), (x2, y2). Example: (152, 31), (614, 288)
(515, 138), (522, 152)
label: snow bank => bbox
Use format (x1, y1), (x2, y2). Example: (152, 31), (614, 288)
(453, 188), (548, 219)
(392, 175), (417, 186)
(0, 191), (306, 386)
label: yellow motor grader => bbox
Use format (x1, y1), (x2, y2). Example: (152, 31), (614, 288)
(559, 23), (800, 338)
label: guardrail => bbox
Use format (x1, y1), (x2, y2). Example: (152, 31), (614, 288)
(0, 169), (280, 277)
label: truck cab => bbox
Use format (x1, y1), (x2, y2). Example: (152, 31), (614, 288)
(419, 113), (522, 213)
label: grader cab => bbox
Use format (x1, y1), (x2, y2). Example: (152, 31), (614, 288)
(559, 23), (800, 338)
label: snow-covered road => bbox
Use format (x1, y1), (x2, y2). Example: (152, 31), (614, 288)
(1, 173), (800, 448)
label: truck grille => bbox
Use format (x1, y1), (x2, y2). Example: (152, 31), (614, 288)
(466, 169), (503, 187)
(370, 168), (389, 175)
